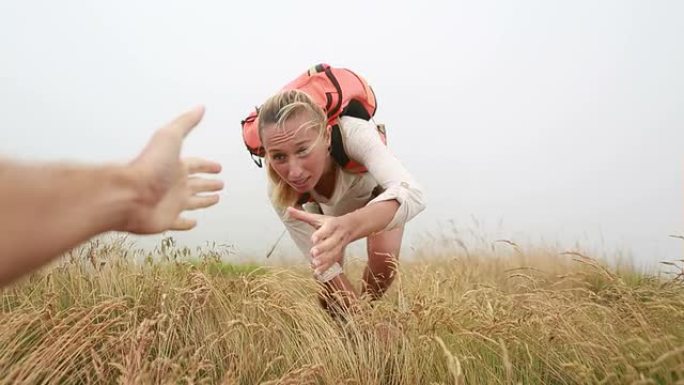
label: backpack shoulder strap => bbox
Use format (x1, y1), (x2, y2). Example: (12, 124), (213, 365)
(330, 121), (388, 173)
(330, 124), (350, 168)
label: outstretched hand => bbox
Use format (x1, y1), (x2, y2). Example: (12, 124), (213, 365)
(125, 106), (224, 234)
(286, 207), (353, 275)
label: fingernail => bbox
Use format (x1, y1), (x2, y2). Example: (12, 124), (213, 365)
(311, 248), (318, 256)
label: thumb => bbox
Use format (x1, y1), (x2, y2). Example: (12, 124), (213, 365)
(166, 105), (205, 138)
(286, 207), (323, 228)
(131, 106), (204, 166)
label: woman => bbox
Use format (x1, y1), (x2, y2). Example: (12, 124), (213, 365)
(259, 89), (425, 314)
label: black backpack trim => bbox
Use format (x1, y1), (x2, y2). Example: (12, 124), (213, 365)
(330, 124), (350, 168)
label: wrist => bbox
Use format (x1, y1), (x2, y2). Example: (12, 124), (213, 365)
(109, 165), (151, 232)
(342, 211), (365, 242)
(315, 262), (344, 282)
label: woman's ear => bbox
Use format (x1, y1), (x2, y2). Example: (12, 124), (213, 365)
(325, 125), (332, 147)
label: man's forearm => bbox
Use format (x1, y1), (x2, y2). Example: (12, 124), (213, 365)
(0, 161), (141, 285)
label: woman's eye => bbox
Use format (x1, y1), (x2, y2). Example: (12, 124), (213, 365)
(296, 147), (309, 155)
(272, 154), (286, 161)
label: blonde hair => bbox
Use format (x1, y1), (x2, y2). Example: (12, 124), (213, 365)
(258, 90), (328, 207)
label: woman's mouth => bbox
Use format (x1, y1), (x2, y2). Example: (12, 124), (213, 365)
(290, 177), (310, 190)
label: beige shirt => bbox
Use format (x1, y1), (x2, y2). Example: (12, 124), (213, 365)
(268, 116), (426, 281)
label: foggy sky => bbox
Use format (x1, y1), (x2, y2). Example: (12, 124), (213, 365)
(1, 0), (682, 268)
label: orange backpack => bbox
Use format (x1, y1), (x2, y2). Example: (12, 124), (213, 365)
(241, 64), (386, 172)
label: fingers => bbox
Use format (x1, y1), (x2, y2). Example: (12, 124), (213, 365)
(312, 246), (343, 275)
(314, 260), (335, 276)
(311, 254), (335, 275)
(311, 234), (343, 259)
(170, 217), (197, 231)
(311, 249), (344, 275)
(311, 224), (336, 245)
(185, 157), (222, 174)
(166, 105), (205, 138)
(186, 194), (220, 210)
(286, 207), (323, 229)
(188, 177), (224, 194)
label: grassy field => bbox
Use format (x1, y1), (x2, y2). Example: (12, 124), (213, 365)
(1, 237), (683, 384)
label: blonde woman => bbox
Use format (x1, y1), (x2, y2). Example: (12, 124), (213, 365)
(258, 89), (425, 314)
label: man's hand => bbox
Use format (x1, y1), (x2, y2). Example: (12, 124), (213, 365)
(124, 106), (224, 234)
(0, 105), (225, 287)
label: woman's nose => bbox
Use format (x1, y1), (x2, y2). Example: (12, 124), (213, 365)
(288, 158), (304, 178)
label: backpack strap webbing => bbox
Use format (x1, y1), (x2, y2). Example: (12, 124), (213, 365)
(322, 67), (343, 119)
(330, 124), (350, 168)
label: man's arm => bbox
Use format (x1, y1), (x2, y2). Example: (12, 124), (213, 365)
(0, 162), (144, 283)
(0, 106), (223, 286)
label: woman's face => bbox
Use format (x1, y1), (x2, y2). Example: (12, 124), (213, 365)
(261, 112), (330, 193)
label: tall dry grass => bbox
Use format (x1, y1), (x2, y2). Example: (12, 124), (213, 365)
(1, 236), (683, 384)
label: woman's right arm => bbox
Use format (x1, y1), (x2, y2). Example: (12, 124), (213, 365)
(342, 117), (426, 231)
(268, 187), (343, 282)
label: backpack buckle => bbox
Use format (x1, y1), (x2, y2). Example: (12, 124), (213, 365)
(251, 153), (263, 168)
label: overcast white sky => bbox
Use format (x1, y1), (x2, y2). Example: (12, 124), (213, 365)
(0, 0), (682, 268)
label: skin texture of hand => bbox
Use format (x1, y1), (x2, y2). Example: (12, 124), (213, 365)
(286, 207), (350, 275)
(286, 199), (400, 275)
(124, 106), (223, 233)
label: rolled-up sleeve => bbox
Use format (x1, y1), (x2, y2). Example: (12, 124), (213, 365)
(341, 117), (426, 231)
